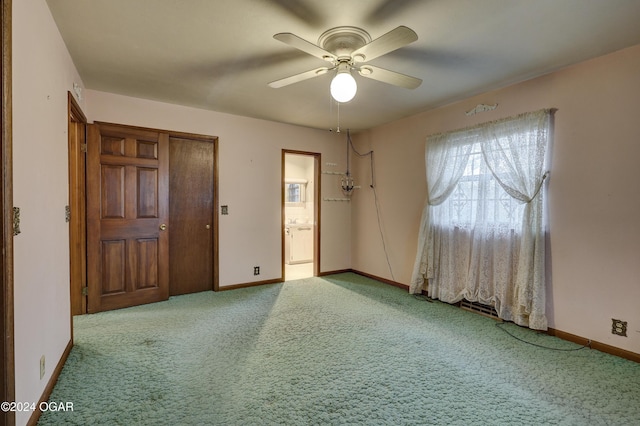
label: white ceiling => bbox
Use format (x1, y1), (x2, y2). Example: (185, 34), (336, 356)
(47, 0), (640, 131)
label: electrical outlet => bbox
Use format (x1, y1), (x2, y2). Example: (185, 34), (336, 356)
(40, 355), (45, 379)
(611, 318), (627, 337)
(254, 266), (260, 275)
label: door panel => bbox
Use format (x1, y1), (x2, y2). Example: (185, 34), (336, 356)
(169, 137), (214, 295)
(101, 166), (125, 218)
(87, 123), (169, 313)
(135, 238), (159, 288)
(137, 168), (159, 217)
(101, 240), (125, 293)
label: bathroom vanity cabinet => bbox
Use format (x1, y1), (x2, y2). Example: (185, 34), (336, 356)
(285, 224), (313, 264)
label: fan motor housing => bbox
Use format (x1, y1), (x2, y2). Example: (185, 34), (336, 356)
(318, 26), (371, 60)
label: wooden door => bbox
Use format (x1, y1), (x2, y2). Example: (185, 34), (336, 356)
(169, 137), (214, 295)
(86, 123), (169, 313)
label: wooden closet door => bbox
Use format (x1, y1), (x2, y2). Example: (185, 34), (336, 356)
(86, 123), (169, 313)
(169, 137), (214, 295)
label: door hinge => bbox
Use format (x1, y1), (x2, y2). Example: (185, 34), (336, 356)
(81, 286), (88, 296)
(80, 143), (87, 153)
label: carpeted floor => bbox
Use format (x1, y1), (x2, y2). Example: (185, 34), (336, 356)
(39, 273), (640, 425)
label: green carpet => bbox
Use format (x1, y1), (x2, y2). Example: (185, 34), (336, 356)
(39, 273), (640, 425)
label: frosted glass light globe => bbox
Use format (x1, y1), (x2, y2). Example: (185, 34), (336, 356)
(330, 72), (357, 103)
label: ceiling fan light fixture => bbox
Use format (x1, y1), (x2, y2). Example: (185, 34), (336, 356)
(330, 64), (357, 103)
(271, 26), (420, 101)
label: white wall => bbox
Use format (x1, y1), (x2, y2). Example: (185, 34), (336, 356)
(351, 44), (640, 355)
(85, 90), (351, 286)
(12, 1), (87, 424)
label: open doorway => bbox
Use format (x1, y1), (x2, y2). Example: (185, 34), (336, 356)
(282, 150), (320, 281)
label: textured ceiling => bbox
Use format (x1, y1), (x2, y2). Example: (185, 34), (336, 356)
(47, 0), (640, 131)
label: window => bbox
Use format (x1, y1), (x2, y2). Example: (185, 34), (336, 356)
(436, 141), (525, 230)
(410, 109), (553, 331)
(285, 180), (306, 206)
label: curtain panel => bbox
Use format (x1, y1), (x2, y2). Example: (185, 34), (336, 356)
(410, 109), (553, 330)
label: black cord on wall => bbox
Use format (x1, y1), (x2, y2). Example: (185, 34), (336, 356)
(346, 130), (395, 281)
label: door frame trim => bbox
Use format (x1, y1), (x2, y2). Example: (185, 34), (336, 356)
(1, 0), (15, 423)
(93, 121), (220, 292)
(68, 92), (87, 318)
(281, 150), (321, 279)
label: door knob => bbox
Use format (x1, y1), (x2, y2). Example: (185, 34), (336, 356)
(205, 224), (210, 229)
(159, 223), (167, 231)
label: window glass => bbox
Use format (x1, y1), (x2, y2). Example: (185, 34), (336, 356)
(433, 141), (524, 231)
(285, 183), (306, 204)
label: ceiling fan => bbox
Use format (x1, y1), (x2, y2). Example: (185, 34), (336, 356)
(268, 26), (422, 102)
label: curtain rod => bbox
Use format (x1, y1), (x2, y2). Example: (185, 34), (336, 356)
(426, 108), (557, 141)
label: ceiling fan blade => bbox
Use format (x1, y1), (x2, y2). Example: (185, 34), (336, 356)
(268, 67), (333, 88)
(273, 33), (336, 62)
(357, 65), (422, 89)
(351, 26), (418, 63)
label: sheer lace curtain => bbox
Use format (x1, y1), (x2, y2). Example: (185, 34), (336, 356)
(410, 109), (552, 330)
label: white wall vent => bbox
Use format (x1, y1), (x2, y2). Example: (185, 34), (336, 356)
(457, 299), (500, 320)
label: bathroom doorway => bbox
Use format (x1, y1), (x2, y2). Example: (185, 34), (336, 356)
(282, 150), (320, 281)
